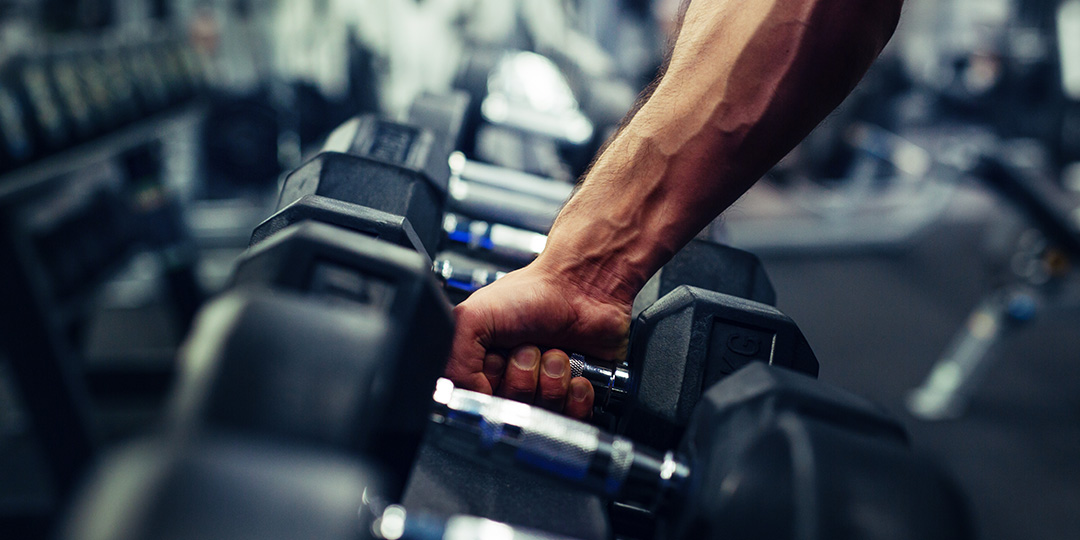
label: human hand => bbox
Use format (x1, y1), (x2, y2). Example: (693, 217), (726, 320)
(443, 260), (632, 420)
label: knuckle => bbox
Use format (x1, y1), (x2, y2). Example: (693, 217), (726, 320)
(452, 303), (477, 326)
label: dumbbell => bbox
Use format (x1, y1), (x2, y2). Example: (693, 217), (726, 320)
(124, 44), (170, 113)
(586, 283), (817, 449)
(250, 91), (579, 273)
(8, 56), (71, 151)
(250, 93), (578, 258)
(433, 234), (809, 452)
(166, 280), (966, 540)
(228, 223), (452, 490)
(96, 46), (142, 125)
(0, 81), (35, 171)
(60, 432), (593, 540)
(48, 53), (99, 140)
(170, 284), (446, 496)
(234, 224), (450, 389)
(255, 93), (777, 303)
(169, 281), (614, 539)
(73, 52), (119, 132)
(247, 89), (814, 445)
(231, 221), (817, 451)
(429, 363), (972, 540)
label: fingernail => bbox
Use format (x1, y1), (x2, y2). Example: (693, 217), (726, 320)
(511, 347), (540, 370)
(542, 353), (565, 378)
(572, 382), (588, 401)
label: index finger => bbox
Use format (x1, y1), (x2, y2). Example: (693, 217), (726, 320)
(444, 303), (495, 394)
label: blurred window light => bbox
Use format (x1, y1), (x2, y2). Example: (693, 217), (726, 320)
(1064, 162), (1080, 192)
(958, 0), (1012, 24)
(488, 51), (578, 113)
(1059, 0), (1080, 100)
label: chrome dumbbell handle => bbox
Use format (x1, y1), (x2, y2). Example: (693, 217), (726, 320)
(568, 354), (632, 415)
(433, 259), (506, 293)
(429, 379), (688, 511)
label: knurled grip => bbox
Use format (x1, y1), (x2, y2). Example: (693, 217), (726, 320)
(567, 354), (632, 414)
(569, 354), (585, 379)
(432, 379), (600, 479)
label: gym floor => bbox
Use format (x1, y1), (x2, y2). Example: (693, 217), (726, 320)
(746, 183), (1080, 540)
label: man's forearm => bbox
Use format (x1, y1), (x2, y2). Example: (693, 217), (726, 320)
(535, 0), (903, 305)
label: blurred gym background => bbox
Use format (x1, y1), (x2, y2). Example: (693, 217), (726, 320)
(0, 0), (1078, 538)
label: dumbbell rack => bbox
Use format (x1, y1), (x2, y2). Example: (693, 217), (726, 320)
(0, 106), (203, 200)
(0, 103), (206, 536)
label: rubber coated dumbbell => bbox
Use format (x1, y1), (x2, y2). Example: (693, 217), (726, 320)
(171, 286), (447, 495)
(429, 363), (973, 540)
(173, 285), (614, 538)
(60, 434), (389, 540)
(587, 284), (818, 449)
(60, 433), (592, 540)
(257, 114), (447, 257)
(8, 57), (72, 151)
(252, 95), (571, 258)
(220, 226), (449, 490)
(166, 288), (965, 540)
(230, 222), (817, 452)
(0, 80), (36, 171)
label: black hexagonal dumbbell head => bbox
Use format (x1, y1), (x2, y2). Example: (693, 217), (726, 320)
(250, 195), (428, 257)
(223, 222), (453, 488)
(171, 289), (442, 495)
(407, 91), (470, 161)
(271, 116), (450, 258)
(567, 239), (780, 423)
(60, 434), (388, 540)
(425, 364), (969, 540)
(631, 238), (777, 317)
(232, 220), (450, 342)
(618, 286), (820, 450)
(671, 363), (971, 540)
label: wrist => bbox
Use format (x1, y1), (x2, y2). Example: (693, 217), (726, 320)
(532, 236), (647, 309)
(534, 176), (672, 307)
(531, 128), (694, 307)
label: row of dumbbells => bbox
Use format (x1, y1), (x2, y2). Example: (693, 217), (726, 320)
(0, 35), (203, 173)
(58, 93), (972, 539)
(242, 89), (820, 447)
